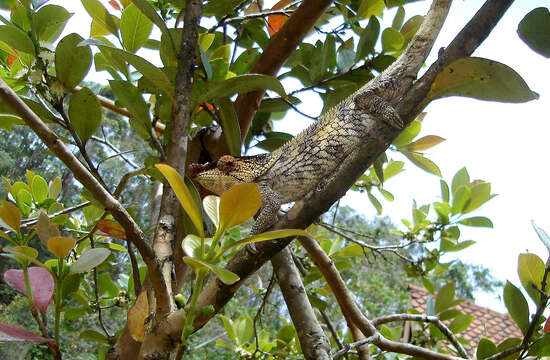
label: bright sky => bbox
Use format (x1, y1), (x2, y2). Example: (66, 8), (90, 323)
(51, 0), (549, 312)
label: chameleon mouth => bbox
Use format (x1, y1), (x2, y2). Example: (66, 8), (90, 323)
(188, 160), (217, 174)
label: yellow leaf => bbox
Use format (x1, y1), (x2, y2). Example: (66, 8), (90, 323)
(219, 183), (261, 231)
(47, 236), (75, 258)
(128, 290), (148, 341)
(155, 164), (204, 238)
(406, 135), (446, 151)
(267, 0), (294, 36)
(96, 219), (127, 239)
(0, 200), (21, 233)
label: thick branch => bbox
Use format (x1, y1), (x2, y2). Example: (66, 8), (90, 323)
(234, 0), (335, 140)
(272, 247), (331, 360)
(148, 0), (202, 319)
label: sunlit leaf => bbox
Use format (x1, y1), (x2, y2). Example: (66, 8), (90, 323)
(402, 135), (445, 151)
(381, 27), (404, 52)
(221, 229), (311, 254)
(451, 185), (470, 215)
(48, 177), (62, 199)
(183, 257), (239, 284)
(218, 183), (261, 231)
(531, 220), (550, 255)
(131, 0), (174, 52)
(34, 5), (73, 43)
(518, 253), (546, 303)
(182, 234), (203, 259)
(31, 176), (48, 204)
(401, 151), (441, 177)
(47, 236), (75, 258)
(267, 0), (293, 36)
(3, 267), (54, 313)
(202, 196), (220, 230)
(0, 200), (21, 233)
(392, 120), (420, 146)
(120, 3), (153, 53)
(155, 164), (204, 238)
(81, 0), (119, 35)
(96, 219), (126, 239)
(458, 216), (493, 228)
(70, 248), (111, 274)
(193, 74), (286, 110)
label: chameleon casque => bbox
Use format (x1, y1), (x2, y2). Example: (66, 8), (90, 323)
(190, 0), (447, 235)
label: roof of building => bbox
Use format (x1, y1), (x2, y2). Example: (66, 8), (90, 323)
(407, 284), (523, 354)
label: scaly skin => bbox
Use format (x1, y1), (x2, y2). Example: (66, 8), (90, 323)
(190, 0), (449, 234)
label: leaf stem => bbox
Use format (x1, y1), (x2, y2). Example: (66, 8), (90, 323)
(181, 271), (205, 347)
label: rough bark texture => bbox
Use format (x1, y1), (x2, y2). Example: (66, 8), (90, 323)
(272, 247), (331, 359)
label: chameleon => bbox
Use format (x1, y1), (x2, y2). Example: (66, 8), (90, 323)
(189, 0), (448, 235)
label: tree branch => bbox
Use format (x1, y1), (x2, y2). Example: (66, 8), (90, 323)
(272, 247), (331, 360)
(234, 0), (335, 140)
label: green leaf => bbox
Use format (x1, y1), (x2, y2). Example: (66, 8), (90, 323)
(448, 313), (474, 333)
(434, 282), (455, 314)
(459, 216), (493, 228)
(383, 161), (404, 180)
(518, 253), (546, 303)
(55, 33), (92, 90)
(402, 151), (442, 177)
(31, 176), (48, 204)
(0, 25), (34, 54)
(440, 180), (450, 203)
(183, 257), (239, 285)
(155, 164), (204, 238)
(356, 16), (380, 60)
(392, 6), (405, 30)
(401, 15), (424, 41)
(235, 316), (254, 345)
(99, 46), (173, 101)
(193, 74), (286, 110)
(393, 120), (420, 146)
(426, 57), (537, 103)
(358, 0), (384, 19)
(218, 183), (261, 232)
(220, 315), (236, 343)
(120, 3), (153, 53)
(464, 182), (491, 213)
(518, 7), (550, 58)
(451, 167), (470, 194)
(476, 338), (497, 360)
(79, 330), (110, 345)
(368, 192), (382, 214)
(81, 0), (119, 36)
(528, 333), (550, 356)
(0, 200), (21, 233)
(255, 132), (293, 152)
(182, 234), (203, 259)
(34, 5), (73, 43)
(109, 80), (151, 131)
(215, 97), (241, 156)
(277, 324), (295, 344)
(220, 229), (312, 254)
(503, 281), (530, 335)
(48, 177), (62, 199)
(131, 0), (174, 53)
(451, 185), (470, 214)
(381, 27), (404, 52)
(70, 248), (111, 274)
(532, 220), (550, 255)
(69, 87), (102, 144)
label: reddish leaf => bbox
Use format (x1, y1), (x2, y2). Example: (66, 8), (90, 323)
(267, 0), (294, 36)
(96, 219), (127, 239)
(0, 323), (54, 343)
(3, 267), (55, 313)
(7, 52), (16, 67)
(544, 317), (550, 334)
(109, 0), (121, 10)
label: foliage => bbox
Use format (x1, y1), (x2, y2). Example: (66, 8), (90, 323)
(0, 0), (546, 359)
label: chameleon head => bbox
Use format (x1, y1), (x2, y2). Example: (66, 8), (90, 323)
(189, 155), (259, 195)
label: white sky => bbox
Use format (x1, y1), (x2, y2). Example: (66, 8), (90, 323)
(50, 0), (549, 312)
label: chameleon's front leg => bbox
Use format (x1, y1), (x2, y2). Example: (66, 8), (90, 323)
(246, 185), (282, 254)
(354, 89), (404, 129)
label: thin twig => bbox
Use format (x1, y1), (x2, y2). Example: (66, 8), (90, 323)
(333, 335), (378, 359)
(91, 135), (140, 170)
(21, 201), (91, 227)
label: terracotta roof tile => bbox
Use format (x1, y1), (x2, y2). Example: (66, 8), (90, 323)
(406, 284), (522, 355)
